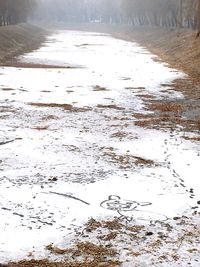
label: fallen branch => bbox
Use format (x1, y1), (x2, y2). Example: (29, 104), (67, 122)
(0, 140), (15, 146)
(49, 191), (90, 205)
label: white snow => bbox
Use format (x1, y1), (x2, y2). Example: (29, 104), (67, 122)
(0, 30), (199, 265)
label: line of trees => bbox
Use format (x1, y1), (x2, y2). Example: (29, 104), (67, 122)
(1, 0), (200, 35)
(33, 0), (200, 31)
(0, 0), (35, 26)
(120, 0), (200, 29)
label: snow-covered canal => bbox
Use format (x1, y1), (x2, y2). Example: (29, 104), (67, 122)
(0, 30), (199, 262)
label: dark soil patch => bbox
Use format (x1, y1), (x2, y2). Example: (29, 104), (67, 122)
(97, 104), (125, 110)
(31, 126), (49, 131)
(110, 131), (129, 138)
(29, 102), (73, 110)
(136, 94), (156, 99)
(110, 131), (138, 140)
(41, 115), (59, 120)
(93, 85), (109, 91)
(28, 102), (92, 113)
(182, 136), (200, 141)
(1, 88), (15, 91)
(125, 86), (145, 90)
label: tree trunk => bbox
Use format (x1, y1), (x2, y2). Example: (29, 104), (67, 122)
(196, 0), (200, 38)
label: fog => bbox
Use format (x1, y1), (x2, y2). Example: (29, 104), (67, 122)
(33, 0), (199, 29)
(33, 0), (121, 23)
(0, 0), (199, 29)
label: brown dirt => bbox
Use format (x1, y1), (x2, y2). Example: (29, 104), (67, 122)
(93, 85), (109, 91)
(29, 103), (73, 110)
(1, 62), (72, 69)
(97, 104), (125, 110)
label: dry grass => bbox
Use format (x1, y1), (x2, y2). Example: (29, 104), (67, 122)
(0, 23), (47, 62)
(5, 259), (120, 267)
(100, 146), (156, 168)
(134, 156), (155, 166)
(113, 26), (200, 79)
(4, 214), (200, 267)
(85, 218), (123, 232)
(127, 225), (144, 232)
(7, 240), (120, 267)
(110, 131), (129, 139)
(149, 102), (182, 113)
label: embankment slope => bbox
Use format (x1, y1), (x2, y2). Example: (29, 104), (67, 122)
(0, 23), (47, 62)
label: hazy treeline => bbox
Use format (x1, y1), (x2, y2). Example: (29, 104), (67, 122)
(0, 0), (35, 26)
(1, 0), (200, 33)
(34, 0), (200, 30)
(121, 0), (199, 28)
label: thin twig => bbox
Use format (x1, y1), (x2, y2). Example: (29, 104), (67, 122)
(0, 140), (15, 146)
(49, 191), (90, 205)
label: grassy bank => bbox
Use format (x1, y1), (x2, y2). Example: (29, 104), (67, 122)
(0, 23), (47, 62)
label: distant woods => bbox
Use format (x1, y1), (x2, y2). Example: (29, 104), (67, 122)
(35, 0), (200, 31)
(1, 0), (200, 35)
(0, 0), (35, 26)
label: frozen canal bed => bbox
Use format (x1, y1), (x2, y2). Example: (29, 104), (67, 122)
(0, 30), (199, 263)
